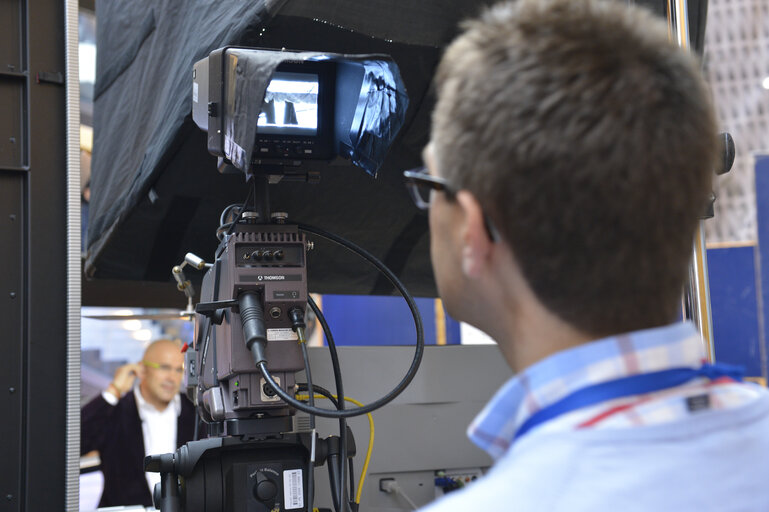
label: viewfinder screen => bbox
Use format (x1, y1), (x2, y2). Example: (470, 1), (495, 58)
(257, 72), (319, 136)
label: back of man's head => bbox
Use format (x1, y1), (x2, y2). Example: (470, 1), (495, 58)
(431, 0), (717, 336)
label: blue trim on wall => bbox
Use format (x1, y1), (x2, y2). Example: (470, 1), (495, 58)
(752, 154), (769, 380)
(708, 246), (763, 377)
(319, 295), (461, 346)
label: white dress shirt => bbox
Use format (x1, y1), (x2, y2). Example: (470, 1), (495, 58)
(133, 387), (181, 495)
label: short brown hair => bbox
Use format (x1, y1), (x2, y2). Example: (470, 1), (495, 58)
(431, 0), (717, 335)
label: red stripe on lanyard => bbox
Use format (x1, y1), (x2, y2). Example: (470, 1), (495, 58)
(576, 376), (739, 429)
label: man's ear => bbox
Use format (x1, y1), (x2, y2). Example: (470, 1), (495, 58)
(456, 190), (493, 277)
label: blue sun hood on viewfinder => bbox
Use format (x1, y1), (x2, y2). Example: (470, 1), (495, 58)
(192, 47), (409, 177)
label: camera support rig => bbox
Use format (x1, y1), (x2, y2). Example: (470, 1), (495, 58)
(147, 174), (356, 512)
(146, 46), (415, 512)
(147, 431), (356, 512)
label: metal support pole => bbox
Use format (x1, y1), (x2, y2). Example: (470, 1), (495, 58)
(687, 224), (716, 361)
(669, 0), (716, 361)
(65, 0), (82, 509)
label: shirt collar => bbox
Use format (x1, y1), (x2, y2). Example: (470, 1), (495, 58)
(467, 321), (705, 459)
(134, 386), (181, 421)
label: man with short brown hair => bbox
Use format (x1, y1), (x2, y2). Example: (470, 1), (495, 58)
(405, 0), (769, 510)
(81, 338), (196, 508)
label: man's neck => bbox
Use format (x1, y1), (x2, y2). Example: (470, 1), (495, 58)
(497, 300), (593, 373)
(477, 251), (594, 374)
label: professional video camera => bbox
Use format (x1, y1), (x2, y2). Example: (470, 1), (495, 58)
(144, 47), (423, 512)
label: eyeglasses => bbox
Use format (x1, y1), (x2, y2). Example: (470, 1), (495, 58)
(143, 360), (184, 375)
(403, 166), (456, 210)
(402, 166), (501, 242)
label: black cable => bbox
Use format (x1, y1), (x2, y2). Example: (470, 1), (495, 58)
(196, 257), (220, 425)
(217, 205), (243, 241)
(194, 314), (209, 442)
(300, 345), (317, 430)
(298, 379), (349, 511)
(224, 178), (256, 237)
(308, 295), (349, 509)
(209, 259), (223, 388)
(301, 342), (316, 512)
(219, 203), (242, 227)
(296, 383), (340, 410)
(216, 223), (234, 241)
(308, 296), (344, 404)
(198, 318), (215, 390)
(257, 222), (425, 419)
(251, 174), (258, 212)
(348, 458), (355, 505)
(297, 384), (345, 512)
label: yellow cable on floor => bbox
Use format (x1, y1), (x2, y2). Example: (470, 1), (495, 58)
(296, 394), (375, 505)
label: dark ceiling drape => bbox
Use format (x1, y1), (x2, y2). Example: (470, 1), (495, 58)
(86, 0), (707, 297)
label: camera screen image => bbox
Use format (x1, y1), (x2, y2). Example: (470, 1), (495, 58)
(257, 71), (319, 136)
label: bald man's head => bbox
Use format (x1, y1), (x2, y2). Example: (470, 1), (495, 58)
(143, 338), (182, 360)
(139, 339), (185, 410)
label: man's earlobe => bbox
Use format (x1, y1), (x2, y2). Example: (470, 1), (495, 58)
(462, 244), (481, 277)
(456, 190), (492, 277)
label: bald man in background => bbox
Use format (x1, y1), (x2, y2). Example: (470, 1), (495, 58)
(81, 339), (197, 508)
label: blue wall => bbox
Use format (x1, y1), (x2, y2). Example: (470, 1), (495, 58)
(699, 154), (769, 382)
(319, 295), (461, 346)
(318, 245), (768, 380)
(708, 245), (764, 378)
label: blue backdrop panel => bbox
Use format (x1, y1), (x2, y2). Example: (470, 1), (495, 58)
(319, 295), (461, 346)
(752, 154), (769, 381)
(708, 245), (763, 377)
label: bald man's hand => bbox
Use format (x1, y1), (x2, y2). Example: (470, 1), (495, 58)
(108, 363), (142, 399)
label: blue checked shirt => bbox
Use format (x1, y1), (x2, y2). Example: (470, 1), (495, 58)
(468, 321), (760, 460)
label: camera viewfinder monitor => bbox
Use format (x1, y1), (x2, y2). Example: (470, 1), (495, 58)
(257, 72), (318, 135)
(253, 62), (335, 163)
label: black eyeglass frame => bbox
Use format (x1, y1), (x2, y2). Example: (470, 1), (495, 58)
(402, 166), (500, 242)
(403, 166), (455, 210)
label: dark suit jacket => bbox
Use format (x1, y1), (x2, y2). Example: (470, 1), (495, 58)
(81, 391), (196, 507)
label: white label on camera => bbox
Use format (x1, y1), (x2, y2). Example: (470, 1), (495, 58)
(267, 328), (299, 341)
(284, 469), (304, 509)
(192, 82), (198, 103)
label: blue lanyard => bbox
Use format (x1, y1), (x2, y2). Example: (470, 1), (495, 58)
(514, 362), (745, 442)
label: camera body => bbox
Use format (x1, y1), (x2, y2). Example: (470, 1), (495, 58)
(190, 221), (310, 436)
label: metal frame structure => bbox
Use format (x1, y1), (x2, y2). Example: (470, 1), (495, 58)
(64, 1), (82, 510)
(0, 0), (75, 510)
(668, 0), (717, 362)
